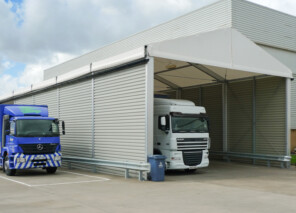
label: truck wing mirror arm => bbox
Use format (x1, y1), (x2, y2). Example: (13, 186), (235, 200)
(62, 121), (66, 135)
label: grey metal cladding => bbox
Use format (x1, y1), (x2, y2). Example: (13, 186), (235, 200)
(14, 96), (34, 105)
(227, 80), (253, 153)
(94, 65), (146, 163)
(34, 89), (59, 118)
(59, 80), (93, 158)
(291, 74), (296, 129)
(255, 77), (286, 155)
(232, 0), (296, 52)
(44, 0), (231, 79)
(201, 85), (223, 152)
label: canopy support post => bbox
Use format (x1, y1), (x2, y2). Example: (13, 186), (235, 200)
(222, 83), (228, 153)
(286, 78), (291, 168)
(252, 77), (256, 164)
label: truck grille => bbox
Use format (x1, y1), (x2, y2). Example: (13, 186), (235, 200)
(182, 150), (203, 166)
(177, 138), (208, 151)
(19, 143), (58, 155)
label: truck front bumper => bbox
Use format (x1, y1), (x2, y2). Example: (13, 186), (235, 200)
(13, 152), (62, 169)
(166, 150), (209, 170)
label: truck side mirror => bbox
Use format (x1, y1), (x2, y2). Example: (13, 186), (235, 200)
(158, 115), (170, 133)
(206, 118), (210, 132)
(160, 117), (166, 126)
(62, 121), (66, 135)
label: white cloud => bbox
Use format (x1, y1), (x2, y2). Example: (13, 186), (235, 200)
(0, 74), (18, 97)
(0, 52), (75, 96)
(0, 60), (15, 73)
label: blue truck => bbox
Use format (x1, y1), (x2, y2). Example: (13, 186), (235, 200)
(0, 104), (65, 176)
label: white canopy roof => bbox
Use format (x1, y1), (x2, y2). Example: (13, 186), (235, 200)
(148, 28), (293, 80)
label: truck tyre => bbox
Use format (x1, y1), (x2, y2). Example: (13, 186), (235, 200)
(46, 167), (57, 174)
(4, 157), (16, 176)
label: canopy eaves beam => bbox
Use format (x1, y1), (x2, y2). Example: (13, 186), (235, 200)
(154, 75), (180, 90)
(155, 64), (192, 75)
(190, 63), (225, 82)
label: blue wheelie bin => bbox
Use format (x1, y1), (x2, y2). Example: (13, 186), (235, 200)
(148, 155), (166, 181)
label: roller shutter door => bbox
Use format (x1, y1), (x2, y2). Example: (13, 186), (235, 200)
(93, 65), (146, 176)
(14, 96), (34, 105)
(291, 74), (296, 129)
(227, 80), (253, 153)
(201, 85), (223, 152)
(256, 77), (286, 155)
(34, 89), (59, 118)
(59, 80), (93, 158)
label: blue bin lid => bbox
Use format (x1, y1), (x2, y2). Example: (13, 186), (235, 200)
(148, 155), (166, 160)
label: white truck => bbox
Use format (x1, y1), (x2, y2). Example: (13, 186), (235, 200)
(154, 98), (210, 171)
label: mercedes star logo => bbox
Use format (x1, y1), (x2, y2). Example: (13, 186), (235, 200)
(37, 144), (44, 151)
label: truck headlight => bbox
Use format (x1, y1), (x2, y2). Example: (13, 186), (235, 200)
(17, 157), (26, 163)
(54, 156), (61, 161)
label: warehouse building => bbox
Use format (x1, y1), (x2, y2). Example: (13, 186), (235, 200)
(1, 0), (295, 177)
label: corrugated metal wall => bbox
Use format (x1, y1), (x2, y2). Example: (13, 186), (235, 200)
(34, 89), (59, 118)
(232, 0), (296, 52)
(14, 95), (34, 105)
(94, 65), (146, 162)
(227, 80), (253, 153)
(59, 80), (93, 158)
(12, 64), (148, 177)
(291, 74), (296, 129)
(255, 77), (286, 155)
(201, 85), (223, 152)
(2, 101), (14, 104)
(44, 0), (232, 79)
(93, 65), (147, 175)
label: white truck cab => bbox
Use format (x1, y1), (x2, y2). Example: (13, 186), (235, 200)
(154, 98), (210, 171)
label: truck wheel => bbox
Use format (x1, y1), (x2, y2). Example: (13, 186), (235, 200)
(4, 157), (16, 176)
(46, 167), (57, 174)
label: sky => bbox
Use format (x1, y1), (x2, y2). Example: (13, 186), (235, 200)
(0, 0), (296, 97)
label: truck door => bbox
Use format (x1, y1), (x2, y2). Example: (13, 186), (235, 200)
(1, 115), (10, 161)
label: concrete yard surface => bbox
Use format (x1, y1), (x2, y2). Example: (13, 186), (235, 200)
(0, 161), (295, 213)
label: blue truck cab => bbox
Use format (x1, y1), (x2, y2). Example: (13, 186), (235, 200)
(0, 104), (65, 176)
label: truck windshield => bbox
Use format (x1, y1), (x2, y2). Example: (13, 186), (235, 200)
(172, 116), (208, 133)
(16, 120), (59, 137)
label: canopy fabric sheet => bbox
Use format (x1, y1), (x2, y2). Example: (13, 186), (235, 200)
(148, 28), (293, 89)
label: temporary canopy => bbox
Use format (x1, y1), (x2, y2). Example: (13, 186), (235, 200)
(147, 28), (293, 91)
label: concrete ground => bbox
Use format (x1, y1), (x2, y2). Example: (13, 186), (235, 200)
(0, 161), (295, 213)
